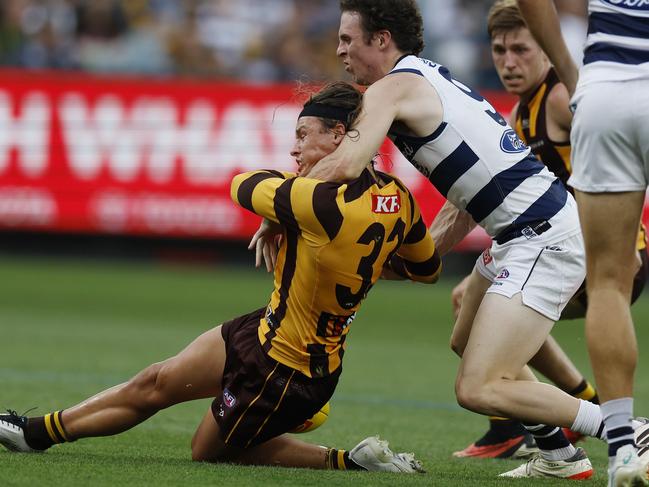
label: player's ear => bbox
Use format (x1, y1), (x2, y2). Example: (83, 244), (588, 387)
(332, 122), (346, 144)
(376, 30), (391, 49)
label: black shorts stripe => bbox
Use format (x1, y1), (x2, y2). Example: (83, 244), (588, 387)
(237, 172), (281, 213)
(521, 249), (544, 290)
(313, 183), (344, 240)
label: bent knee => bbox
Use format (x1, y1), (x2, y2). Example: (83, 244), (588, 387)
(455, 375), (497, 414)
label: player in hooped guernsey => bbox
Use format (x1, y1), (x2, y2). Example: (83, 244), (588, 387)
(386, 55), (575, 245)
(289, 0), (631, 480)
(518, 1), (649, 484)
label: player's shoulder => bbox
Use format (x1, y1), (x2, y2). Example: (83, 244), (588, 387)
(545, 81), (572, 128)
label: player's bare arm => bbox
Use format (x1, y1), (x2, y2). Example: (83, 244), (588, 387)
(516, 0), (579, 96)
(427, 201), (477, 257)
(308, 73), (443, 182)
(545, 82), (572, 140)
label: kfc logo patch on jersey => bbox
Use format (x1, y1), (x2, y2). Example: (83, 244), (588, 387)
(223, 388), (236, 408)
(372, 194), (401, 213)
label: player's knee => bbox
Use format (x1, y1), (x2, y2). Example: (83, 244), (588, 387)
(191, 436), (227, 463)
(191, 445), (220, 463)
(455, 375), (492, 413)
(125, 362), (172, 410)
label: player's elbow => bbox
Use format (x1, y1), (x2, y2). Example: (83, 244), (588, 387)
(407, 254), (442, 284)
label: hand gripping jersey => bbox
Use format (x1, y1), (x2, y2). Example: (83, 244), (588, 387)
(387, 55), (572, 242)
(581, 0), (649, 85)
(231, 168), (440, 378)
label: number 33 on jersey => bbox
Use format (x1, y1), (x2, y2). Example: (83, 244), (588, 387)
(231, 168), (441, 378)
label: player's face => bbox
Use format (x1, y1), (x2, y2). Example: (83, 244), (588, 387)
(337, 11), (384, 86)
(290, 117), (341, 176)
(491, 27), (549, 97)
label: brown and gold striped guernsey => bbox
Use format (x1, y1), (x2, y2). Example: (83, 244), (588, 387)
(231, 168), (440, 378)
(515, 68), (572, 188)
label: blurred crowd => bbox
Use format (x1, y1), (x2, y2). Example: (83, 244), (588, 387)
(0, 0), (587, 87)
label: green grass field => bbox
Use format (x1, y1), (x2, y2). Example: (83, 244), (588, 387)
(2, 254), (649, 486)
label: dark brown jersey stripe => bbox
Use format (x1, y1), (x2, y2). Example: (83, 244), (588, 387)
(236, 172), (283, 212)
(274, 178), (301, 234)
(274, 232), (298, 324)
(344, 169), (375, 203)
(312, 182), (344, 240)
(404, 251), (441, 278)
(406, 189), (416, 223)
(404, 217), (427, 244)
(306, 343), (329, 378)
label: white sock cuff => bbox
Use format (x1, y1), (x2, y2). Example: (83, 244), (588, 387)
(600, 397), (634, 431)
(571, 399), (603, 438)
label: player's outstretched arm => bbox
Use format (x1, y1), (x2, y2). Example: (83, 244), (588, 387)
(517, 0), (579, 96)
(307, 77), (400, 182)
(428, 201), (477, 257)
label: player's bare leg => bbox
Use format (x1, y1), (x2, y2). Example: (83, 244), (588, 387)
(456, 293), (580, 425)
(456, 293), (595, 478)
(191, 407), (424, 472)
(0, 326), (226, 450)
(529, 335), (586, 393)
(576, 190), (647, 484)
(449, 268), (491, 357)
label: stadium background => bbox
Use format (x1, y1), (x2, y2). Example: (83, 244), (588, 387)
(1, 1), (648, 486)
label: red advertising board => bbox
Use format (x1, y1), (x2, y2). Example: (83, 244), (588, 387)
(1, 69), (602, 251)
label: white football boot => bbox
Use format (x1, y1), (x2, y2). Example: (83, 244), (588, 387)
(349, 436), (425, 473)
(499, 447), (594, 479)
(608, 444), (649, 487)
(0, 410), (38, 453)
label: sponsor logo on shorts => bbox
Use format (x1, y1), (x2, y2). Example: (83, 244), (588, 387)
(482, 249), (493, 265)
(500, 129), (527, 153)
(497, 269), (510, 279)
(223, 388), (236, 408)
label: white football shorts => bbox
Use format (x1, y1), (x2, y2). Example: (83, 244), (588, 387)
(569, 78), (649, 193)
(475, 230), (585, 322)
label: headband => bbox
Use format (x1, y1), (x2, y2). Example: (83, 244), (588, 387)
(298, 103), (353, 123)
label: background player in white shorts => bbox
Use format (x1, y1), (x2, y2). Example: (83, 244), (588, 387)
(518, 1), (649, 485)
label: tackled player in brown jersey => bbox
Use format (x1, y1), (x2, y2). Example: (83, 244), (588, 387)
(232, 121), (439, 379)
(0, 81), (437, 474)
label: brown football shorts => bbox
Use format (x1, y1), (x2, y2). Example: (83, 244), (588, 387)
(213, 307), (340, 448)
